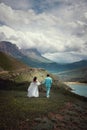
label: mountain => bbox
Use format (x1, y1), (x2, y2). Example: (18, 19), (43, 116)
(0, 41), (52, 63)
(57, 60), (87, 73)
(21, 48), (52, 63)
(0, 41), (87, 73)
(0, 41), (23, 58)
(57, 66), (87, 83)
(0, 41), (62, 72)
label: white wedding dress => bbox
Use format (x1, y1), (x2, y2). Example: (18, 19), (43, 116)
(27, 81), (40, 97)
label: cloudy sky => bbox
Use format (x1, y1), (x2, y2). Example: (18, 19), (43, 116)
(0, 0), (87, 63)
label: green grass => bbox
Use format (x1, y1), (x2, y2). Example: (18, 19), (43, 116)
(0, 59), (87, 130)
(0, 83), (87, 130)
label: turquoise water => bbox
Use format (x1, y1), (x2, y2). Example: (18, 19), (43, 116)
(68, 83), (87, 97)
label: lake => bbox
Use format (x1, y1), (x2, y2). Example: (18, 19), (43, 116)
(65, 82), (87, 97)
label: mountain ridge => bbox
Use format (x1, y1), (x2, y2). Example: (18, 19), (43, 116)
(0, 41), (23, 58)
(0, 41), (87, 73)
(57, 66), (87, 83)
(21, 48), (53, 63)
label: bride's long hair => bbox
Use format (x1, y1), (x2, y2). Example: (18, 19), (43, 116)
(33, 76), (37, 82)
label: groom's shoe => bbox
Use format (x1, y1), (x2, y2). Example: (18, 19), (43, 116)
(47, 95), (50, 98)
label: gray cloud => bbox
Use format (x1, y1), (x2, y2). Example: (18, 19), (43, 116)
(0, 0), (30, 10)
(0, 0), (87, 63)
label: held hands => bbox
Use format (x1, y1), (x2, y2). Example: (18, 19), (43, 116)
(40, 81), (45, 85)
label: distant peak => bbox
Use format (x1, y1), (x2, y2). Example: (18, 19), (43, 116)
(21, 48), (41, 56)
(0, 40), (23, 57)
(0, 41), (18, 48)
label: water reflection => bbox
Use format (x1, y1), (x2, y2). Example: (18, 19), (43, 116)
(67, 83), (87, 97)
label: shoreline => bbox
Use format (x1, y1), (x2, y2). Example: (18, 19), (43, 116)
(64, 81), (87, 98)
(64, 81), (87, 85)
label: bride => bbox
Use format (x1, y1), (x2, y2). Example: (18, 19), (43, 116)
(27, 76), (41, 97)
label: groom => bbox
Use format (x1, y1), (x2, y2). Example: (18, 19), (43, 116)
(43, 74), (52, 98)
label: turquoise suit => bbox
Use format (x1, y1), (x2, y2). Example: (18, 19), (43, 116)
(44, 76), (52, 98)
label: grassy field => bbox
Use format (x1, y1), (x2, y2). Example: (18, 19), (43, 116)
(0, 82), (87, 130)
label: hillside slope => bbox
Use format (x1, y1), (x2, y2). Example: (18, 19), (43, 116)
(58, 67), (87, 83)
(0, 51), (29, 71)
